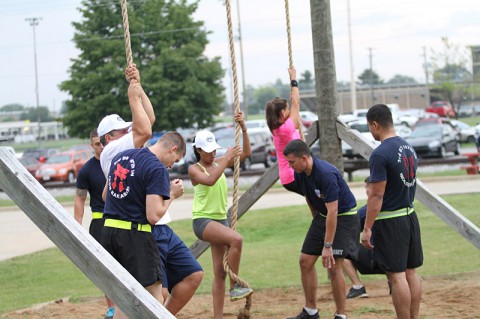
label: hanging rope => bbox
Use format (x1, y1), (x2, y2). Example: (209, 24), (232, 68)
(120, 0), (133, 66)
(224, 0), (252, 318)
(284, 0), (305, 141)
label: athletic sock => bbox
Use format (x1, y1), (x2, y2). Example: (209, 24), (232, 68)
(304, 307), (318, 315)
(352, 284), (363, 290)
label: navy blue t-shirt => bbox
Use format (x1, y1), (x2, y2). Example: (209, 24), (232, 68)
(295, 157), (356, 215)
(103, 148), (170, 224)
(76, 157), (105, 213)
(369, 136), (417, 211)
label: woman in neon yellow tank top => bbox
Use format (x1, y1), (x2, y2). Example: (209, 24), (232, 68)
(188, 112), (253, 319)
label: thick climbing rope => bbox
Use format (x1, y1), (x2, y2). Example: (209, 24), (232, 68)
(284, 0), (306, 141)
(120, 0), (133, 66)
(224, 1), (252, 318)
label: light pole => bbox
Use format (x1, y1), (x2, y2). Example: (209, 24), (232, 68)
(346, 0), (357, 111)
(25, 17), (42, 145)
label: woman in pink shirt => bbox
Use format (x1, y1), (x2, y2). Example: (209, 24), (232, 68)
(265, 66), (303, 195)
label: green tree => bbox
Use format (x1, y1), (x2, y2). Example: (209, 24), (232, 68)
(249, 85), (279, 114)
(387, 74), (417, 85)
(19, 106), (51, 122)
(357, 69), (383, 85)
(429, 37), (473, 116)
(0, 103), (24, 112)
(60, 0), (224, 138)
(299, 70), (314, 91)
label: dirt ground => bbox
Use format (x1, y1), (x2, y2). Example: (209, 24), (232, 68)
(2, 271), (479, 319)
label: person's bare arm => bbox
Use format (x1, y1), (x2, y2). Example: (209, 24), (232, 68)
(189, 146), (241, 186)
(126, 64), (156, 126)
(288, 66), (301, 129)
(128, 80), (152, 148)
(145, 179), (184, 224)
(74, 188), (88, 224)
(102, 182), (108, 202)
(322, 200), (339, 269)
(361, 180), (386, 249)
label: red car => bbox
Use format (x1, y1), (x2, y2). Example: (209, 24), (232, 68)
(35, 150), (90, 183)
(426, 101), (455, 118)
(18, 157), (42, 176)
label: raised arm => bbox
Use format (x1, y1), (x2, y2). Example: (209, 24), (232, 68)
(189, 145), (241, 186)
(126, 64), (155, 126)
(127, 79), (152, 148)
(288, 66), (301, 129)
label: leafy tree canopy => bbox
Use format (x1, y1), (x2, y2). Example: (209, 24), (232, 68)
(430, 37), (471, 83)
(0, 103), (24, 112)
(357, 69), (383, 85)
(387, 74), (418, 85)
(60, 0), (224, 138)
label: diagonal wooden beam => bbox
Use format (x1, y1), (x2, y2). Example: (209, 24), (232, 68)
(0, 148), (175, 318)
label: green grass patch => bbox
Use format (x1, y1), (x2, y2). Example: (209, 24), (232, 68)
(0, 194), (479, 314)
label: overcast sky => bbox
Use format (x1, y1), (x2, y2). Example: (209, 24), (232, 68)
(1, 0), (479, 111)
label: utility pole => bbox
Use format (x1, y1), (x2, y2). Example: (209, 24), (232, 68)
(346, 0), (357, 111)
(310, 0), (343, 169)
(26, 17), (42, 145)
(422, 46), (431, 107)
(368, 47), (374, 105)
(236, 0), (248, 119)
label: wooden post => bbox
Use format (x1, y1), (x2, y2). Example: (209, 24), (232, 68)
(0, 148), (175, 318)
(309, 0), (343, 171)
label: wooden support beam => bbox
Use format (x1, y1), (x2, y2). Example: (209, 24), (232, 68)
(0, 148), (175, 318)
(336, 121), (480, 249)
(190, 123), (319, 258)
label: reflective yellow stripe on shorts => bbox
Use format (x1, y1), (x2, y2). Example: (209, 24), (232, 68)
(319, 206), (357, 218)
(376, 207), (414, 220)
(104, 219), (152, 233)
(91, 212), (103, 219)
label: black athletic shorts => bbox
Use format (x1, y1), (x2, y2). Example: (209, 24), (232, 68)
(89, 218), (105, 243)
(101, 227), (163, 287)
(372, 211), (423, 273)
(301, 212), (359, 260)
(353, 245), (384, 275)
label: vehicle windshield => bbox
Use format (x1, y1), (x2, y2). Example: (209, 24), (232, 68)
(350, 123), (370, 133)
(410, 126), (442, 138)
(46, 154), (71, 164)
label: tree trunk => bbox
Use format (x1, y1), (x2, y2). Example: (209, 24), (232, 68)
(309, 0), (344, 171)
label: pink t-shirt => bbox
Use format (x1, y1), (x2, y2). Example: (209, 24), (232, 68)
(272, 117), (301, 185)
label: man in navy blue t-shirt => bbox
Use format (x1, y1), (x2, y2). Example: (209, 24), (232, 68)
(363, 104), (423, 319)
(101, 132), (186, 318)
(284, 139), (358, 319)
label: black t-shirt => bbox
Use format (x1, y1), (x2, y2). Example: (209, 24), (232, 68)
(76, 157), (105, 213)
(369, 136), (417, 211)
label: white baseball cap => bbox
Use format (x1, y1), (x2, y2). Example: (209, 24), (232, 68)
(97, 114), (132, 137)
(192, 130), (222, 153)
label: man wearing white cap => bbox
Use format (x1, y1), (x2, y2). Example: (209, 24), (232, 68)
(98, 63), (155, 177)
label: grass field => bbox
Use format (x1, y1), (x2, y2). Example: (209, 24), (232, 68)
(0, 193), (479, 314)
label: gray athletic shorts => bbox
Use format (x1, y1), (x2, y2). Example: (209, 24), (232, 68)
(192, 218), (229, 240)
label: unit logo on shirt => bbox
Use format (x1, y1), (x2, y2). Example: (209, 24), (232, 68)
(315, 189), (324, 199)
(397, 144), (417, 188)
(109, 156), (135, 199)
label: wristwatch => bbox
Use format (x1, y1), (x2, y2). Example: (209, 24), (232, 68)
(324, 242), (332, 249)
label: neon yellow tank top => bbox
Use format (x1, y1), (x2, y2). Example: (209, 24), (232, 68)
(192, 162), (228, 220)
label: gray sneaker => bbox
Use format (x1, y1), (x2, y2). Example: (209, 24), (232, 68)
(229, 284), (253, 301)
(346, 286), (368, 299)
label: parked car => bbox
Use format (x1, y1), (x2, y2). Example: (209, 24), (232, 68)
(170, 143), (196, 175)
(426, 101), (455, 118)
(35, 150), (90, 183)
(245, 119), (268, 130)
(415, 117), (461, 140)
(450, 119), (479, 144)
(458, 105), (474, 117)
(299, 111), (318, 128)
(18, 157), (42, 176)
(216, 128), (273, 170)
(342, 120), (379, 158)
(405, 124), (460, 158)
(22, 148), (60, 163)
